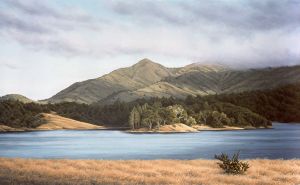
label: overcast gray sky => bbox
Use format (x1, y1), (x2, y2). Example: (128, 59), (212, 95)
(1, 0), (300, 100)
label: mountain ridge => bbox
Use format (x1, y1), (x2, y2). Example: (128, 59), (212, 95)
(46, 59), (300, 104)
(47, 58), (177, 104)
(4, 59), (300, 105)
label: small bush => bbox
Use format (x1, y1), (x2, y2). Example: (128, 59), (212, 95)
(215, 152), (249, 174)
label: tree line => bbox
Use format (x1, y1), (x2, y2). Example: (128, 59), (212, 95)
(128, 101), (270, 130)
(1, 83), (299, 129)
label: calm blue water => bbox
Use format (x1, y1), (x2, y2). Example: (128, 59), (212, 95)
(0, 123), (299, 159)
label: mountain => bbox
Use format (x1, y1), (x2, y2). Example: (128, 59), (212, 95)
(47, 58), (175, 104)
(46, 59), (300, 104)
(164, 65), (300, 95)
(0, 94), (34, 103)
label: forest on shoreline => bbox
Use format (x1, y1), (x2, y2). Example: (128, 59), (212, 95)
(1, 83), (299, 129)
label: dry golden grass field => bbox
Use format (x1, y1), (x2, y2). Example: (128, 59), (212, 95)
(0, 158), (299, 185)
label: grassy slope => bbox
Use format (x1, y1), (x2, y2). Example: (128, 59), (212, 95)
(48, 57), (300, 105)
(104, 65), (300, 104)
(48, 59), (175, 104)
(0, 158), (299, 185)
(36, 113), (104, 130)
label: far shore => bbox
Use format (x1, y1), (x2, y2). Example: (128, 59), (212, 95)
(0, 112), (274, 133)
(0, 123), (272, 133)
(0, 158), (298, 185)
(0, 125), (129, 133)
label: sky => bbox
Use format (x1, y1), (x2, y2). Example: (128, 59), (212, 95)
(1, 0), (300, 100)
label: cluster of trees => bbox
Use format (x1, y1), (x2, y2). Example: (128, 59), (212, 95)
(128, 103), (197, 129)
(128, 100), (270, 129)
(208, 83), (300, 123)
(1, 83), (299, 129)
(193, 102), (270, 128)
(0, 101), (50, 128)
(196, 110), (230, 128)
(49, 101), (132, 127)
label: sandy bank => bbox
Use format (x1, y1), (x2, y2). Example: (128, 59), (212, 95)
(128, 123), (198, 133)
(0, 158), (298, 185)
(193, 124), (245, 131)
(0, 125), (25, 132)
(127, 123), (271, 133)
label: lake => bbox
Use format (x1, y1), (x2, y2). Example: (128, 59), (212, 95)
(0, 123), (299, 159)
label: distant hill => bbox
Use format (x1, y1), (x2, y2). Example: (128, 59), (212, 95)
(0, 94), (34, 103)
(45, 59), (300, 104)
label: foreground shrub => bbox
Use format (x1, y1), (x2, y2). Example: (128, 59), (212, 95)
(215, 152), (249, 174)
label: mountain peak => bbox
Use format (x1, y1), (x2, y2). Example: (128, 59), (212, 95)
(134, 58), (159, 67)
(138, 58), (154, 63)
(129, 58), (173, 83)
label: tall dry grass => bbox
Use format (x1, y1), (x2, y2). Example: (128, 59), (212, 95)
(0, 158), (299, 185)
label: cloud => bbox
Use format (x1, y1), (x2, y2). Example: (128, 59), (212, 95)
(104, 0), (300, 67)
(2, 63), (19, 70)
(0, 0), (299, 67)
(109, 0), (300, 31)
(0, 0), (101, 56)
(109, 1), (187, 25)
(180, 1), (300, 32)
(6, 0), (58, 16)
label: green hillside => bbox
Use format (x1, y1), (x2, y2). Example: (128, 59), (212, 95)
(46, 59), (300, 105)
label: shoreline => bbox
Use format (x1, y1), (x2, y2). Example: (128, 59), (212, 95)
(0, 158), (298, 185)
(126, 124), (272, 134)
(0, 126), (129, 133)
(0, 124), (272, 133)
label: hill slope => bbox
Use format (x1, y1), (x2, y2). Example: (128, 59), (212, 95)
(47, 58), (175, 104)
(36, 113), (103, 130)
(46, 59), (300, 104)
